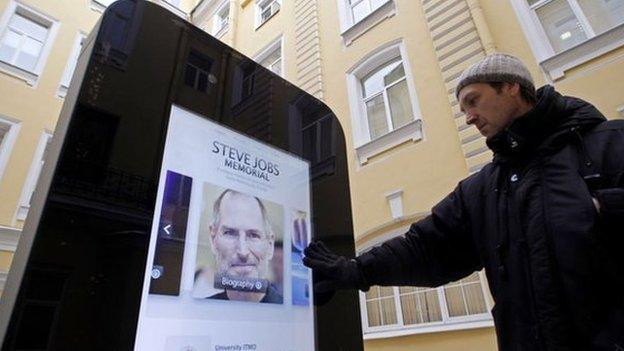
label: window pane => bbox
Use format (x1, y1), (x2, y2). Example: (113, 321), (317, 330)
(0, 29), (21, 64)
(526, 0), (541, 6)
(351, 1), (369, 23)
(16, 37), (43, 71)
(383, 61), (405, 86)
(387, 79), (414, 130)
(464, 282), (487, 314)
(380, 297), (397, 325)
(423, 290), (443, 322)
(371, 0), (387, 10)
(11, 14), (48, 42)
(536, 0), (588, 53)
(400, 292), (422, 324)
(366, 300), (382, 327)
(363, 58), (401, 97)
(379, 286), (394, 297)
(577, 0), (624, 35)
(444, 285), (468, 317)
(365, 94), (388, 139)
(365, 286), (380, 299)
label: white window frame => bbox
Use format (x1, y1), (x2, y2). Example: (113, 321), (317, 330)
(357, 231), (493, 338)
(90, 0), (116, 13)
(15, 131), (52, 223)
(336, 0), (396, 46)
(0, 1), (60, 86)
(0, 115), (21, 186)
(254, 35), (283, 77)
(346, 40), (423, 165)
(212, 0), (230, 37)
(255, 0), (281, 29)
(57, 32), (86, 98)
(510, 0), (624, 80)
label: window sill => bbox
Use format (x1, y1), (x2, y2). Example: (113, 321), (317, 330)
(541, 23), (624, 81)
(0, 225), (21, 252)
(341, 0), (396, 47)
(355, 119), (422, 165)
(0, 61), (38, 86)
(363, 316), (493, 340)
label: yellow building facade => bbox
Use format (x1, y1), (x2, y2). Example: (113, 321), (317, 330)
(0, 0), (622, 350)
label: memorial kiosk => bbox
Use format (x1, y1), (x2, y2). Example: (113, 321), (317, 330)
(0, 1), (363, 350)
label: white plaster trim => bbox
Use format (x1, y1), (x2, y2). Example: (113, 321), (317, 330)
(57, 32), (86, 98)
(363, 318), (493, 340)
(0, 0), (61, 87)
(0, 116), (21, 185)
(617, 105), (624, 118)
(0, 226), (20, 252)
(356, 119), (423, 164)
(14, 131), (52, 224)
(540, 24), (624, 80)
(341, 0), (396, 46)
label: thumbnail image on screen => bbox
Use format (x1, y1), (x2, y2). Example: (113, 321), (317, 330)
(193, 184), (284, 304)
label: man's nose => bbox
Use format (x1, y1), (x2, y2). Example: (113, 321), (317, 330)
(236, 234), (251, 257)
(465, 111), (477, 125)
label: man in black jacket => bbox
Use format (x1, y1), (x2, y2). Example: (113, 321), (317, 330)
(303, 53), (624, 350)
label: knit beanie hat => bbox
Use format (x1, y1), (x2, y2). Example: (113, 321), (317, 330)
(455, 53), (535, 98)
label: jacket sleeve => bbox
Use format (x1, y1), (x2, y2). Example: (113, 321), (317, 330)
(355, 184), (482, 288)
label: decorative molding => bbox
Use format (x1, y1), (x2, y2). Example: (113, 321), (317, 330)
(295, 0), (323, 98)
(0, 226), (21, 252)
(618, 105), (624, 118)
(356, 119), (423, 165)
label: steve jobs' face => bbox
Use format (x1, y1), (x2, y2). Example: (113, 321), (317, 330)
(210, 191), (274, 279)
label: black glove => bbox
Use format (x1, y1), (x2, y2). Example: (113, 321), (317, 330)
(302, 241), (369, 293)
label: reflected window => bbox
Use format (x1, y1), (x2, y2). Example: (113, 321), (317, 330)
(184, 50), (213, 93)
(241, 65), (255, 101)
(361, 272), (489, 332)
(527, 0), (624, 54)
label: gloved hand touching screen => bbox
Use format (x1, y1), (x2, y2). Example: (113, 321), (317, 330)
(302, 241), (369, 293)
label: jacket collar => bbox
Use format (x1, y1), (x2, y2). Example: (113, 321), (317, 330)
(486, 85), (604, 162)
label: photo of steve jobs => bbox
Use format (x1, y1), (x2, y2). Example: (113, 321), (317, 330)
(193, 184), (284, 304)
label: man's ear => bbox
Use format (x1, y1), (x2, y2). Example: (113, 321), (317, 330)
(509, 82), (521, 97)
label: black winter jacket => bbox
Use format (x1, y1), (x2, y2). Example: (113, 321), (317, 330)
(357, 86), (624, 351)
